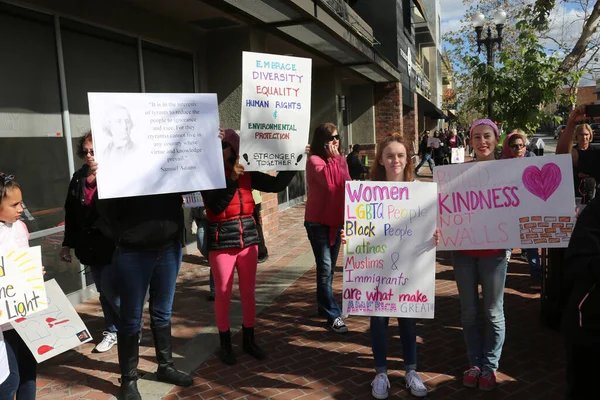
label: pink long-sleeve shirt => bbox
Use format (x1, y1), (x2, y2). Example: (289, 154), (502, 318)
(305, 154), (351, 245)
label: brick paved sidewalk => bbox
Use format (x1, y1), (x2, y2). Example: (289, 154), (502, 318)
(36, 203), (567, 399)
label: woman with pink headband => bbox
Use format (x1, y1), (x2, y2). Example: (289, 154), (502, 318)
(452, 119), (508, 391)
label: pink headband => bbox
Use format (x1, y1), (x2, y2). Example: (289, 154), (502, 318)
(470, 119), (499, 137)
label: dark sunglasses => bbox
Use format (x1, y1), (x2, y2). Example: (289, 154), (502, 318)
(325, 134), (340, 143)
(510, 144), (525, 150)
(82, 149), (94, 156)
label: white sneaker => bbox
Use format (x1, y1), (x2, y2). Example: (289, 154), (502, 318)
(95, 331), (117, 352)
(405, 370), (428, 397)
(330, 317), (348, 334)
(371, 372), (390, 399)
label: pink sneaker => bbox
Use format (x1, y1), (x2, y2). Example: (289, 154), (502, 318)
(479, 370), (497, 391)
(462, 366), (480, 388)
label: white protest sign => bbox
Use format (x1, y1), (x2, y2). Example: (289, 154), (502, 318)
(88, 93), (225, 199)
(0, 246), (46, 324)
(343, 181), (437, 319)
(10, 279), (93, 363)
(239, 51), (312, 172)
(434, 154), (576, 250)
(451, 147), (465, 163)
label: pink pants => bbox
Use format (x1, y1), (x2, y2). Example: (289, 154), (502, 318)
(209, 245), (258, 332)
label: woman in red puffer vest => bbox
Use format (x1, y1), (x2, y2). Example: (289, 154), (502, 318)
(202, 129), (295, 366)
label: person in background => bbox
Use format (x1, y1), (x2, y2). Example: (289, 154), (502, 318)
(453, 119), (508, 391)
(252, 189), (269, 263)
(305, 122), (350, 334)
(60, 131), (120, 353)
(191, 201), (215, 301)
(430, 131), (445, 166)
(561, 195), (600, 400)
(346, 143), (367, 180)
(501, 130), (542, 289)
(414, 130), (434, 176)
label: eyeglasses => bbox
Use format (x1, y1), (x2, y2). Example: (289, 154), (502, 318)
(82, 149), (94, 156)
(510, 144), (525, 150)
(325, 134), (340, 143)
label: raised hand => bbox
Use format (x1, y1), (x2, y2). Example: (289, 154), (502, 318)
(230, 156), (245, 181)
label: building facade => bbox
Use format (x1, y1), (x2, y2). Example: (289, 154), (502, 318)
(0, 0), (442, 303)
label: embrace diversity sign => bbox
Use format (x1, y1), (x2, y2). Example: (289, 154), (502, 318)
(343, 181), (438, 319)
(433, 154), (576, 250)
(239, 51), (312, 172)
(88, 93), (226, 199)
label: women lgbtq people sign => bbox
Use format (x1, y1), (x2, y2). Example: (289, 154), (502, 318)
(343, 181), (438, 319)
(434, 154), (575, 250)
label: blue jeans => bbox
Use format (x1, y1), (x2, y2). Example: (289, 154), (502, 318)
(113, 242), (182, 335)
(90, 264), (120, 333)
(196, 219), (214, 291)
(304, 222), (342, 323)
(414, 153), (434, 173)
(371, 317), (417, 373)
(451, 251), (508, 372)
(0, 330), (36, 400)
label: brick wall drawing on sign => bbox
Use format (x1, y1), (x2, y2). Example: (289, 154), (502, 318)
(519, 216), (573, 245)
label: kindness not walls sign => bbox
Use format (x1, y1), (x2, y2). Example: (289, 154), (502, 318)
(343, 181), (438, 319)
(434, 154), (575, 250)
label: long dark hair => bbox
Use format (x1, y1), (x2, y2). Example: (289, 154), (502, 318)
(309, 122), (339, 161)
(0, 173), (20, 201)
(370, 133), (415, 182)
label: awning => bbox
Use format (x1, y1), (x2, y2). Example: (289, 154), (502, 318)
(417, 93), (445, 119)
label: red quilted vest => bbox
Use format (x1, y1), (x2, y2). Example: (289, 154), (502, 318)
(206, 172), (255, 222)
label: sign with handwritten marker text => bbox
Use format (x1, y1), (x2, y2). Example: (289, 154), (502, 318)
(343, 181), (438, 318)
(11, 279), (93, 362)
(434, 154), (575, 250)
(239, 51), (312, 172)
(0, 246), (47, 324)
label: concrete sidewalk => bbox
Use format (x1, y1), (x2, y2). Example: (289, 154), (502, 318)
(36, 203), (567, 399)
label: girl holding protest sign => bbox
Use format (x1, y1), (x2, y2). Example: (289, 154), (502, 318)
(0, 173), (38, 399)
(202, 129), (296, 366)
(304, 122), (351, 334)
(365, 133), (439, 398)
(452, 119), (508, 391)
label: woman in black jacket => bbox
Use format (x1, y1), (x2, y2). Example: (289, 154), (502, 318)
(60, 131), (119, 353)
(562, 196), (600, 399)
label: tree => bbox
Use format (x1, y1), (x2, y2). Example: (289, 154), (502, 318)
(444, 0), (600, 133)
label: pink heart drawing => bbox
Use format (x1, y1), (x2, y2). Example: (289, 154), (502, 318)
(522, 163), (562, 201)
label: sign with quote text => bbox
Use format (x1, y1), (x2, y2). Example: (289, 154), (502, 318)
(343, 181), (438, 319)
(239, 51), (312, 172)
(88, 93), (225, 199)
(0, 246), (46, 324)
(11, 279), (93, 363)
(434, 154), (575, 250)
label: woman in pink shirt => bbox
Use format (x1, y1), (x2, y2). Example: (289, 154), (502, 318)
(304, 122), (351, 333)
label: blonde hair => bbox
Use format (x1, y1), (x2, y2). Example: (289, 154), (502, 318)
(575, 124), (593, 139)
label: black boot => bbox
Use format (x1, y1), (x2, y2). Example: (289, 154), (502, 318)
(117, 333), (142, 400)
(151, 324), (194, 387)
(242, 325), (266, 360)
(218, 330), (237, 365)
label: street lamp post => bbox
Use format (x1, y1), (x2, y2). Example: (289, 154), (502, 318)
(472, 9), (507, 120)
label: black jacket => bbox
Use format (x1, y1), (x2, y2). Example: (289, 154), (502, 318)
(63, 165), (114, 266)
(346, 152), (366, 180)
(562, 196), (600, 345)
(97, 193), (184, 251)
(202, 171), (295, 251)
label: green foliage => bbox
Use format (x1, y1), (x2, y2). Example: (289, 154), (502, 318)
(444, 0), (579, 134)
